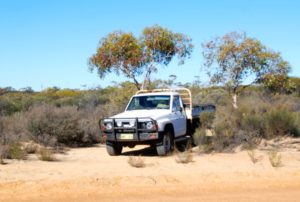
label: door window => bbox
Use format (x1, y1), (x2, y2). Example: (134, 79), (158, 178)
(172, 96), (181, 112)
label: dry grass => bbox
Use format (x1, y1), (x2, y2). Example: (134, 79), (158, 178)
(247, 149), (260, 164)
(0, 157), (4, 165)
(37, 147), (56, 161)
(7, 143), (27, 160)
(0, 146), (6, 164)
(175, 149), (193, 164)
(268, 150), (282, 167)
(128, 156), (145, 168)
(24, 142), (39, 154)
(175, 141), (194, 164)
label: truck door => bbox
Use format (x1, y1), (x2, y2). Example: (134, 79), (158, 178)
(171, 95), (187, 136)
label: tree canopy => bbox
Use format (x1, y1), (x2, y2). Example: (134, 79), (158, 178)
(89, 25), (193, 90)
(202, 32), (291, 108)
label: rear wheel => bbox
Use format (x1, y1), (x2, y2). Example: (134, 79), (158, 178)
(156, 130), (173, 156)
(106, 142), (123, 156)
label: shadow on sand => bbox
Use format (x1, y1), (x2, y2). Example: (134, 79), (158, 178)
(121, 146), (158, 157)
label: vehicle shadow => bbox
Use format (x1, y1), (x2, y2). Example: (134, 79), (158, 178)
(121, 146), (158, 157)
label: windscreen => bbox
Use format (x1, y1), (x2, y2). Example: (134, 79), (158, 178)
(127, 95), (170, 110)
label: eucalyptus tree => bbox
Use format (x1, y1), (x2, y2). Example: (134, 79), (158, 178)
(202, 32), (290, 108)
(89, 25), (193, 90)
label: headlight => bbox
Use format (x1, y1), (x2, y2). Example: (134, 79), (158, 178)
(146, 122), (153, 129)
(105, 122), (113, 130)
(116, 121), (122, 127)
(129, 120), (135, 127)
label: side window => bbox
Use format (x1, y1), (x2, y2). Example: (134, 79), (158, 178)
(172, 96), (181, 112)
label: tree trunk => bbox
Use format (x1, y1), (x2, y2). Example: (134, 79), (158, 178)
(133, 78), (140, 90)
(122, 68), (140, 90)
(142, 68), (152, 90)
(232, 93), (238, 109)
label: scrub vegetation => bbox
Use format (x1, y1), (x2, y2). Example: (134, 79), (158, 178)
(1, 78), (300, 161)
(1, 29), (300, 162)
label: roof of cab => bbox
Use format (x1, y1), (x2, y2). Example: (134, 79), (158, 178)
(133, 91), (179, 97)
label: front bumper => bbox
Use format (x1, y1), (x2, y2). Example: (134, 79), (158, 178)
(100, 118), (159, 142)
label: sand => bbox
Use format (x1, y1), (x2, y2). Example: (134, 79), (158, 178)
(1, 144), (300, 202)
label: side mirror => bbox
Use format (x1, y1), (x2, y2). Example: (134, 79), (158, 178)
(179, 107), (183, 113)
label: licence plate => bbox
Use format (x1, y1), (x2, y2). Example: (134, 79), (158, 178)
(120, 133), (134, 140)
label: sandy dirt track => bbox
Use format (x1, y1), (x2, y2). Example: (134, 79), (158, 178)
(1, 144), (300, 202)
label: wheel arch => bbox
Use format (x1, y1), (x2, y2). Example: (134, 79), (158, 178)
(164, 123), (175, 138)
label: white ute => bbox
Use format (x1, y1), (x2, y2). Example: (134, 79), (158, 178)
(100, 88), (215, 156)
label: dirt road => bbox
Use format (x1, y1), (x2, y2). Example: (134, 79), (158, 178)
(1, 144), (300, 201)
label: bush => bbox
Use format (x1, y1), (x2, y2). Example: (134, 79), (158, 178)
(128, 156), (145, 168)
(199, 111), (215, 128)
(27, 104), (98, 147)
(175, 148), (193, 164)
(268, 150), (282, 167)
(37, 147), (56, 161)
(24, 142), (39, 154)
(6, 143), (27, 160)
(265, 109), (300, 137)
(0, 145), (7, 164)
(247, 149), (260, 164)
(199, 90), (300, 152)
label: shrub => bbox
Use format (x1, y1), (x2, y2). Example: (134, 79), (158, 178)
(128, 156), (145, 168)
(265, 109), (300, 137)
(27, 104), (97, 147)
(0, 157), (4, 164)
(268, 150), (282, 167)
(202, 90), (300, 152)
(37, 147), (56, 161)
(6, 143), (27, 160)
(199, 111), (215, 128)
(175, 148), (193, 164)
(0, 145), (7, 164)
(24, 142), (39, 154)
(247, 149), (260, 164)
(0, 113), (30, 145)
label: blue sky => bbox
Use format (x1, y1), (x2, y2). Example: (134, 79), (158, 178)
(0, 0), (299, 91)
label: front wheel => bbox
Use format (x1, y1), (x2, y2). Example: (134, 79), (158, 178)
(156, 130), (173, 156)
(106, 142), (123, 156)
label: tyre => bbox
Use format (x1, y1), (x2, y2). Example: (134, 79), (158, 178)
(156, 130), (173, 156)
(106, 142), (123, 156)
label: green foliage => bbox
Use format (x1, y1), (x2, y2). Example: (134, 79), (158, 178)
(202, 31), (291, 108)
(262, 74), (296, 94)
(89, 31), (144, 89)
(89, 25), (193, 89)
(289, 77), (300, 96)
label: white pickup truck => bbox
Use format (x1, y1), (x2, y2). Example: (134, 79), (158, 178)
(100, 88), (215, 156)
